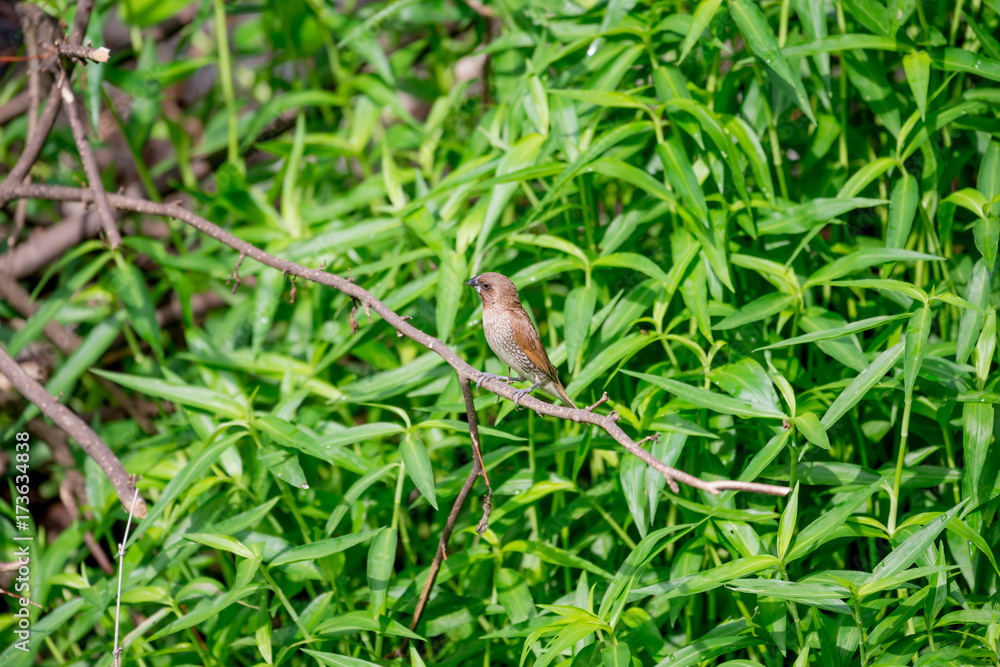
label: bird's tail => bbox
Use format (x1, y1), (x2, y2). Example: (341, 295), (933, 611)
(548, 381), (577, 409)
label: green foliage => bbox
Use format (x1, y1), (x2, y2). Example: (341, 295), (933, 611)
(2, 0), (1000, 665)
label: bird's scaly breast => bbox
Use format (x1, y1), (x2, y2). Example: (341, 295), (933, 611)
(482, 308), (540, 380)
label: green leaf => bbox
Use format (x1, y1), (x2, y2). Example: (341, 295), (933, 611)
(550, 88), (647, 109)
(314, 611), (424, 640)
(113, 258), (163, 357)
(8, 252), (112, 357)
(566, 333), (659, 397)
(656, 135), (708, 224)
(93, 370), (244, 419)
(956, 260), (991, 364)
(793, 413), (830, 450)
(887, 171), (919, 249)
(843, 0), (891, 34)
(903, 306), (932, 401)
(713, 292), (796, 330)
(303, 650), (383, 667)
(820, 342), (905, 429)
(436, 249), (466, 344)
(979, 140), (1000, 204)
(963, 402), (993, 511)
(933, 48), (1000, 84)
(638, 555), (781, 606)
(602, 644), (632, 667)
(974, 216), (1000, 267)
(731, 0), (816, 124)
(367, 527), (396, 618)
(777, 483), (800, 562)
(756, 313), (910, 351)
(524, 121), (653, 228)
(473, 133), (546, 260)
(944, 188), (989, 219)
(593, 252), (670, 283)
(902, 51), (931, 120)
(495, 568), (536, 624)
(400, 435), (438, 509)
(710, 358), (783, 415)
(591, 159), (677, 204)
(860, 500), (968, 595)
(272, 528), (385, 567)
(759, 198), (886, 235)
(828, 279), (928, 303)
(184, 534), (254, 559)
(805, 249), (941, 287)
(316, 422), (406, 448)
(786, 479), (883, 563)
(624, 370), (786, 419)
(503, 540), (614, 578)
(679, 0), (724, 63)
(564, 284), (598, 375)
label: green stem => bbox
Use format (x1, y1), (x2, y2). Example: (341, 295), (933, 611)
(214, 0), (240, 166)
(888, 399), (912, 536)
(949, 0), (966, 45)
(836, 0), (849, 170)
(261, 566), (313, 641)
(778, 0), (790, 46)
(754, 65), (790, 200)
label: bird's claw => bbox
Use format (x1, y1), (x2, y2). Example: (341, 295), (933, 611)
(512, 387), (529, 407)
(476, 372), (501, 389)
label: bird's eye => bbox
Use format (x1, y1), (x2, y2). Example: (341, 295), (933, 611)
(483, 282), (491, 290)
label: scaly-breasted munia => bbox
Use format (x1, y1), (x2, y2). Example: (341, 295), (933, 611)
(466, 272), (577, 408)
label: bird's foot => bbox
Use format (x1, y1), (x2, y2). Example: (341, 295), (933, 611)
(476, 372), (503, 389)
(512, 386), (530, 408)
(511, 380), (543, 408)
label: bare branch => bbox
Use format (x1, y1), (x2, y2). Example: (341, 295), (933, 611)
(0, 273), (158, 433)
(461, 378), (493, 529)
(0, 0), (95, 204)
(58, 77), (122, 249)
(31, 418), (115, 573)
(386, 392), (493, 659)
(0, 90), (29, 126)
(58, 43), (111, 63)
(1, 183), (791, 498)
(0, 343), (147, 518)
(9, 16), (42, 252)
(585, 391), (610, 412)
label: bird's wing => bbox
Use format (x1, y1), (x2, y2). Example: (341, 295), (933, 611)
(510, 305), (560, 381)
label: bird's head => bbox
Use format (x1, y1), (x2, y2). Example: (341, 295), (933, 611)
(465, 272), (520, 310)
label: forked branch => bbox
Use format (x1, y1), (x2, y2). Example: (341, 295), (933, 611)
(2, 182), (790, 499)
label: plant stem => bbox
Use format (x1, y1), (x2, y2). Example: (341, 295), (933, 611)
(214, 0), (240, 166)
(888, 398), (912, 536)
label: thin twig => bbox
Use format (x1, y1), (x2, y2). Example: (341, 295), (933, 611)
(0, 274), (158, 433)
(0, 0), (95, 205)
(58, 77), (121, 249)
(58, 43), (111, 63)
(43, 421), (116, 574)
(387, 453), (483, 660)
(0, 587), (43, 609)
(113, 485), (140, 667)
(3, 183), (792, 498)
(0, 343), (147, 518)
(0, 90), (29, 126)
(585, 392), (610, 412)
(389, 380), (494, 660)
(460, 378), (494, 531)
(0, 78), (62, 201)
(9, 17), (41, 259)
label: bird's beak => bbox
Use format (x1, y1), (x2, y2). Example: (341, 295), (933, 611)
(465, 276), (480, 293)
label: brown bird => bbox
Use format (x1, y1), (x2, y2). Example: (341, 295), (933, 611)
(466, 272), (577, 408)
